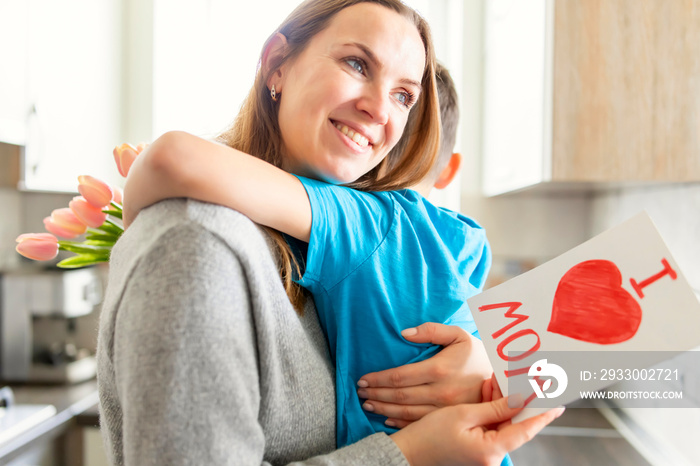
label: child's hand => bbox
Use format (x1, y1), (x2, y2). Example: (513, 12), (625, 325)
(357, 323), (493, 428)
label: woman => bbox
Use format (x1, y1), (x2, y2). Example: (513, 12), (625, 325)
(97, 1), (562, 464)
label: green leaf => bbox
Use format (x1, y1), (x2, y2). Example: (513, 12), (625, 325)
(58, 241), (111, 255)
(97, 220), (123, 236)
(110, 200), (123, 211)
(85, 232), (117, 242)
(84, 239), (114, 247)
(102, 209), (123, 219)
(57, 254), (109, 268)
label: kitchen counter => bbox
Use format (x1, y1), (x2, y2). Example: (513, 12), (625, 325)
(0, 379), (98, 465)
(510, 399), (652, 465)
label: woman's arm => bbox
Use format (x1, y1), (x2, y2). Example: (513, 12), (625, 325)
(122, 131), (312, 241)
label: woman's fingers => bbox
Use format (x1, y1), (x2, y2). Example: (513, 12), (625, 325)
(463, 396), (525, 428)
(492, 373), (504, 400)
(358, 384), (434, 405)
(400, 322), (469, 346)
(358, 323), (470, 389)
(481, 376), (493, 402)
(494, 406), (565, 453)
(361, 400), (437, 422)
(359, 359), (433, 388)
(384, 418), (413, 429)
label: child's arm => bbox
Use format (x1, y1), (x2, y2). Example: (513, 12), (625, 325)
(122, 131), (312, 241)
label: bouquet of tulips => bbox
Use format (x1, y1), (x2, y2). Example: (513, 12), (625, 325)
(15, 143), (146, 268)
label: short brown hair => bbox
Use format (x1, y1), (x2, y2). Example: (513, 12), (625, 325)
(426, 62), (460, 184)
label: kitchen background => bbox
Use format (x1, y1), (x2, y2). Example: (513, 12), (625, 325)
(0, 0), (698, 464)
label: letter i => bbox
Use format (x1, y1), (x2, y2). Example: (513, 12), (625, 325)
(630, 258), (677, 299)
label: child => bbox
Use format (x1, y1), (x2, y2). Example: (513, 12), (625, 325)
(122, 64), (495, 448)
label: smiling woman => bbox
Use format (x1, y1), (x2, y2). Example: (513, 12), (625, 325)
(98, 1), (560, 464)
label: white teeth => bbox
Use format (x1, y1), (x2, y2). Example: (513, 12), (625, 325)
(334, 122), (369, 147)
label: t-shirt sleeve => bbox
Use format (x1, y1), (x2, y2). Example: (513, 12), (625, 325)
(293, 175), (394, 291)
(440, 210), (492, 339)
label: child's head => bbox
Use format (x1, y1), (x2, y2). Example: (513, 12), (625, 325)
(413, 62), (462, 195)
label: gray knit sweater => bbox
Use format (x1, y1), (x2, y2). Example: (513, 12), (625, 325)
(97, 199), (409, 465)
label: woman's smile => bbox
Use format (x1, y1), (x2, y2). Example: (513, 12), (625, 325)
(331, 120), (371, 151)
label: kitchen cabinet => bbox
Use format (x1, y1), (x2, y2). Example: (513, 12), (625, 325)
(0, 0), (122, 192)
(482, 0), (700, 196)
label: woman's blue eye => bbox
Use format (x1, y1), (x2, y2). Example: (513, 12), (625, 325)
(346, 58), (365, 74)
(393, 91), (414, 108)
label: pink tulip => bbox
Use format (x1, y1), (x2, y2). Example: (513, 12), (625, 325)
(70, 196), (107, 228)
(112, 185), (123, 204)
(113, 143), (139, 177)
(43, 208), (87, 238)
(16, 233), (59, 261)
(78, 175), (114, 208)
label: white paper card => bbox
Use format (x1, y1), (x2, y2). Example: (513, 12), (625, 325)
(468, 212), (700, 422)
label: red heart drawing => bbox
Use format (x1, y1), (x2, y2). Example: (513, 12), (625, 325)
(548, 260), (642, 344)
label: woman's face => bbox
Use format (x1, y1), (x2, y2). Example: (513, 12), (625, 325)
(276, 3), (426, 184)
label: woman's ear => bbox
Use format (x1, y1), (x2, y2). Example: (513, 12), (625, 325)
(262, 33), (289, 93)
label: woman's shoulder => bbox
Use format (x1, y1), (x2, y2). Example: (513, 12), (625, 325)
(118, 198), (273, 256)
(109, 199), (279, 295)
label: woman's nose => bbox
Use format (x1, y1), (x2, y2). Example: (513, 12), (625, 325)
(356, 86), (390, 125)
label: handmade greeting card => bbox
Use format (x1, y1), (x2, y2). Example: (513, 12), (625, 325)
(468, 212), (700, 422)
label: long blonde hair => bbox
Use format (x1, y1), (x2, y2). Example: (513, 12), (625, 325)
(217, 0), (441, 313)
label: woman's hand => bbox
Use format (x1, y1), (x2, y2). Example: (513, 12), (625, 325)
(358, 323), (493, 427)
(391, 396), (564, 466)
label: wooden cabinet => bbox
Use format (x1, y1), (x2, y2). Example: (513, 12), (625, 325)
(0, 0), (122, 192)
(482, 0), (700, 196)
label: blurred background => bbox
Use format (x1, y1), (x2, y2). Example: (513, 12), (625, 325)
(0, 0), (698, 464)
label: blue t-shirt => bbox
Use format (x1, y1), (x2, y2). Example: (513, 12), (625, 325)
(292, 176), (492, 447)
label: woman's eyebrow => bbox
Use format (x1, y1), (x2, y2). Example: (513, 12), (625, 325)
(343, 42), (422, 90)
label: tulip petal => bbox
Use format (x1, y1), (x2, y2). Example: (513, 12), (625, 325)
(120, 149), (138, 177)
(70, 196), (107, 228)
(49, 208), (88, 236)
(44, 217), (79, 239)
(114, 143), (137, 177)
(15, 233), (59, 261)
(111, 186), (123, 204)
(78, 175), (113, 208)
(17, 232), (57, 243)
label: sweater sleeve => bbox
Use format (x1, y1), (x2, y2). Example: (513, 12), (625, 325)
(114, 224), (267, 465)
(112, 221), (408, 465)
